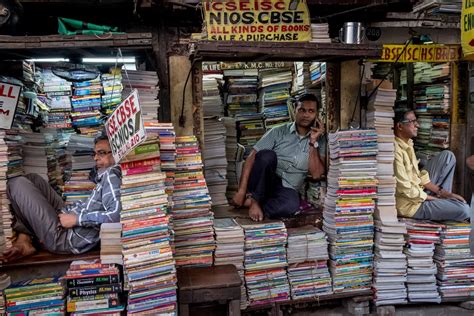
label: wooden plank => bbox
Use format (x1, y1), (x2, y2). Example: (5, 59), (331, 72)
(340, 60), (360, 129)
(325, 62), (341, 132)
(192, 61), (204, 151)
(170, 55), (194, 136)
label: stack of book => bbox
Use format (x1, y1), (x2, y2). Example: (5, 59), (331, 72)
(0, 274), (10, 315)
(101, 68), (123, 116)
(203, 117), (228, 206)
(171, 135), (215, 267)
(71, 78), (103, 135)
(122, 70), (160, 123)
(236, 113), (265, 159)
(310, 62), (326, 86)
(238, 218), (290, 306)
(291, 62), (311, 97)
(287, 226), (332, 299)
(222, 117), (244, 202)
(224, 69), (259, 118)
(258, 68), (292, 129)
(310, 23), (331, 43)
(43, 95), (73, 130)
(4, 277), (65, 315)
(214, 218), (247, 309)
(100, 223), (123, 265)
(65, 260), (123, 315)
(401, 218), (442, 303)
(0, 132), (10, 260)
(203, 70), (224, 117)
(323, 129), (377, 293)
(120, 137), (178, 315)
(435, 222), (474, 300)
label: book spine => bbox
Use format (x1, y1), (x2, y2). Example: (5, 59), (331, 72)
(122, 165), (160, 176)
(66, 274), (119, 288)
(67, 297), (120, 312)
(120, 158), (161, 169)
(68, 284), (121, 298)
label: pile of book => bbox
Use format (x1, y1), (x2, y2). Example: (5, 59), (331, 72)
(65, 260), (123, 315)
(120, 136), (178, 315)
(0, 132), (11, 260)
(236, 113), (265, 159)
(42, 69), (73, 130)
(203, 117), (228, 206)
(224, 68), (259, 118)
(122, 70), (160, 123)
(70, 78), (103, 135)
(310, 62), (326, 86)
(238, 218), (290, 306)
(287, 226), (332, 299)
(222, 117), (244, 202)
(401, 218), (442, 303)
(171, 135), (215, 267)
(4, 277), (65, 315)
(0, 274), (11, 315)
(214, 218), (247, 309)
(291, 62), (311, 97)
(435, 222), (474, 300)
(100, 223), (123, 265)
(323, 129), (377, 293)
(101, 68), (123, 115)
(203, 70), (224, 117)
(310, 23), (331, 43)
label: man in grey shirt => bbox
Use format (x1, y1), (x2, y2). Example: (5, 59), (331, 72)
(232, 94), (326, 221)
(1, 135), (121, 262)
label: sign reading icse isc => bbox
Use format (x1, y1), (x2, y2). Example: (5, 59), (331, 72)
(0, 82), (21, 130)
(203, 0), (311, 42)
(105, 89), (146, 163)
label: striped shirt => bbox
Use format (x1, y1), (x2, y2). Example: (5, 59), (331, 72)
(63, 165), (122, 254)
(253, 122), (326, 191)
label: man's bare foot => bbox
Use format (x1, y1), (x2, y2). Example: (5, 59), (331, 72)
(248, 199), (264, 222)
(1, 233), (36, 263)
(243, 197), (252, 208)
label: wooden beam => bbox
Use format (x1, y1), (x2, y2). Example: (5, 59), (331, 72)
(325, 62), (341, 132)
(192, 61), (204, 150)
(169, 55), (193, 137)
(369, 21), (459, 29)
(340, 60), (361, 129)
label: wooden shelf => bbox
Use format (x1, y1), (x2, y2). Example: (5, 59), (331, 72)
(192, 41), (383, 62)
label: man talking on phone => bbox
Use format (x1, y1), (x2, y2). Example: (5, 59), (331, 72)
(232, 94), (326, 221)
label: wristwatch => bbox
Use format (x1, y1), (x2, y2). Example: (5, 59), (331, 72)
(309, 142), (319, 148)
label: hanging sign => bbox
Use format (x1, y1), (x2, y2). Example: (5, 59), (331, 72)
(376, 44), (460, 63)
(203, 0), (311, 42)
(462, 0), (474, 58)
(0, 82), (21, 129)
(105, 89), (146, 163)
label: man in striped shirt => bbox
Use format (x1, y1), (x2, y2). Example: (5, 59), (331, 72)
(1, 135), (121, 262)
(232, 94), (326, 221)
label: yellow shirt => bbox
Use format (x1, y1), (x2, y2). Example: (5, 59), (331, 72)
(394, 137), (431, 217)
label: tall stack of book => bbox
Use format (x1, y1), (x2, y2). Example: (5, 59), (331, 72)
(100, 223), (123, 265)
(0, 132), (10, 261)
(65, 260), (123, 315)
(120, 137), (178, 315)
(236, 113), (265, 159)
(122, 70), (160, 123)
(203, 70), (224, 117)
(4, 277), (65, 315)
(101, 68), (123, 116)
(0, 274), (10, 315)
(435, 222), (474, 300)
(222, 117), (244, 202)
(401, 218), (442, 303)
(291, 62), (311, 97)
(367, 85), (408, 305)
(310, 23), (331, 43)
(71, 78), (103, 135)
(224, 69), (259, 117)
(310, 62), (326, 86)
(203, 117), (228, 206)
(171, 135), (215, 267)
(258, 68), (292, 129)
(323, 130), (377, 293)
(214, 218), (247, 309)
(237, 218), (290, 306)
(287, 226), (332, 299)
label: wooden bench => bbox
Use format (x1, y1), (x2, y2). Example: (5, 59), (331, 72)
(178, 264), (242, 316)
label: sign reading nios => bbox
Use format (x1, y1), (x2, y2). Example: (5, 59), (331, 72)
(203, 0), (311, 42)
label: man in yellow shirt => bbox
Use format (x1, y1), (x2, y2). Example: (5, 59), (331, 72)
(394, 109), (469, 221)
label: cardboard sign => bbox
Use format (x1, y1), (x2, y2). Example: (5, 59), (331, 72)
(462, 0), (474, 58)
(203, 0), (311, 42)
(0, 82), (21, 129)
(376, 44), (460, 63)
(105, 89), (146, 163)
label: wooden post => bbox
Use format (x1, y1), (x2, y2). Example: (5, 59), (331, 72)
(192, 61), (204, 150)
(340, 60), (360, 129)
(325, 62), (341, 132)
(169, 55), (193, 136)
(153, 9), (171, 122)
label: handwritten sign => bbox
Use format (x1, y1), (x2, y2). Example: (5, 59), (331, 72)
(462, 0), (474, 58)
(376, 44), (460, 63)
(105, 89), (146, 163)
(0, 82), (21, 129)
(203, 0), (311, 42)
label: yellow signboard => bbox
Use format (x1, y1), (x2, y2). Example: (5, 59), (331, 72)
(203, 0), (311, 42)
(462, 0), (474, 58)
(377, 44), (460, 63)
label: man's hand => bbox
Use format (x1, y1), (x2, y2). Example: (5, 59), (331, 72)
(59, 213), (78, 229)
(426, 195), (439, 201)
(439, 190), (466, 203)
(232, 190), (246, 207)
(310, 118), (325, 144)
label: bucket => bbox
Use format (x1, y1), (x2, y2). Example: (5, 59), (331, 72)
(339, 22), (364, 44)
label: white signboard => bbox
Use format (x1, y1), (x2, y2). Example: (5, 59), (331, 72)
(105, 89), (146, 163)
(0, 82), (21, 129)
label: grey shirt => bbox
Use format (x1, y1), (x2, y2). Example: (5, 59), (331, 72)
(253, 122), (326, 191)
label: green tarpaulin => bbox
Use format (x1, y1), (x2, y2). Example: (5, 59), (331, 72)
(58, 17), (124, 35)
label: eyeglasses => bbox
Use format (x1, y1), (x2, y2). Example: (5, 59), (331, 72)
(401, 119), (418, 125)
(93, 150), (112, 158)
(297, 108), (316, 114)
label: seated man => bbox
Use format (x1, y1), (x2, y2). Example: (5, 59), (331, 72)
(394, 109), (469, 221)
(1, 135), (121, 262)
(232, 94), (326, 221)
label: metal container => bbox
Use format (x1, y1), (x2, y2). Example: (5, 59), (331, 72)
(339, 22), (364, 44)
